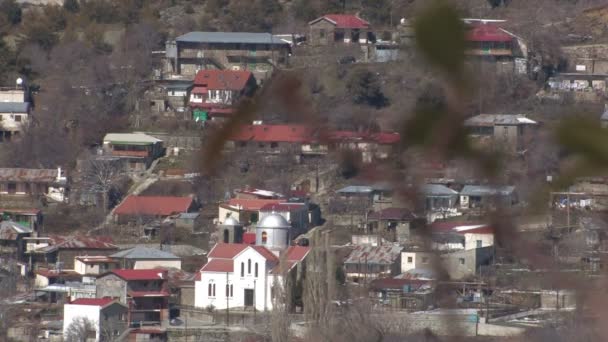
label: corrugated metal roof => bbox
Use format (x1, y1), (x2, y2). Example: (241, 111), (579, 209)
(0, 168), (60, 183)
(344, 245), (403, 265)
(460, 185), (515, 196)
(114, 195), (193, 216)
(421, 184), (459, 196)
(336, 185), (374, 194)
(110, 246), (180, 260)
(0, 102), (29, 113)
(176, 32), (290, 45)
(0, 221), (32, 239)
(464, 114), (537, 126)
(103, 133), (162, 145)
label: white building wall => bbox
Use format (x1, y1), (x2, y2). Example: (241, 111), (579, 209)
(133, 259), (182, 270)
(195, 249), (275, 312)
(35, 274), (50, 288)
(0, 112), (28, 130)
(464, 233), (494, 250)
(63, 304), (101, 341)
(401, 251), (434, 273)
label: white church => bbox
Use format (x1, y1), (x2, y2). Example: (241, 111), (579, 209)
(194, 213), (310, 311)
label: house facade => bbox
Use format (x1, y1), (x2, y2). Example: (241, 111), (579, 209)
(63, 298), (128, 342)
(166, 32), (291, 81)
(96, 269), (170, 329)
(0, 168), (67, 203)
(459, 185), (518, 209)
(190, 69), (257, 121)
(194, 243), (309, 312)
(464, 114), (538, 153)
(343, 245), (403, 283)
(308, 14), (371, 46)
(0, 221), (32, 260)
(0, 102), (30, 142)
(25, 235), (118, 270)
(102, 133), (164, 171)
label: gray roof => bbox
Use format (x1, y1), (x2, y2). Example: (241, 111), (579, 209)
(176, 32), (290, 45)
(344, 245), (403, 265)
(114, 244), (206, 257)
(178, 212), (200, 219)
(337, 185), (374, 194)
(103, 133), (162, 145)
(421, 184), (459, 196)
(0, 102), (29, 113)
(460, 185), (515, 196)
(464, 114), (537, 126)
(111, 246), (180, 260)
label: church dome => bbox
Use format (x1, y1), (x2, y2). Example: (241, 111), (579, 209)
(223, 216), (241, 226)
(257, 213), (290, 229)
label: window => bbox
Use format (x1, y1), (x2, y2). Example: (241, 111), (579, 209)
(14, 115), (21, 122)
(255, 263), (258, 277)
(226, 284), (229, 297)
(407, 257), (413, 263)
(319, 29), (326, 38)
(261, 231), (268, 244)
(476, 240), (482, 248)
(104, 313), (108, 320)
(213, 283), (216, 296)
(270, 142), (278, 148)
(208, 283), (212, 296)
(119, 313), (125, 321)
(248, 259), (251, 274)
(241, 262), (245, 277)
(230, 284), (233, 297)
(421, 257), (429, 264)
(459, 258), (465, 265)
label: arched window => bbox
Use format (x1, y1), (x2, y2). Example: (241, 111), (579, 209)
(248, 259), (251, 274)
(226, 284), (229, 297)
(255, 263), (258, 277)
(241, 262), (244, 277)
(261, 231), (268, 244)
(208, 283), (212, 296)
(230, 284), (233, 297)
(223, 229), (230, 243)
(212, 284), (216, 297)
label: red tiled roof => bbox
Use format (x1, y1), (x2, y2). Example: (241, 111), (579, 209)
(313, 14), (370, 29)
(467, 23), (512, 42)
(259, 202), (306, 212)
(192, 86), (207, 94)
(193, 69), (254, 91)
(70, 298), (116, 306)
(285, 245), (310, 262)
(230, 125), (315, 143)
(243, 232), (256, 245)
(114, 196), (193, 216)
(207, 243), (248, 259)
(200, 259), (234, 273)
(111, 269), (168, 281)
(251, 245), (279, 262)
(224, 198), (283, 211)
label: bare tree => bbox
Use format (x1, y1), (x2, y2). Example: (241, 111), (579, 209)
(64, 317), (96, 342)
(82, 156), (125, 213)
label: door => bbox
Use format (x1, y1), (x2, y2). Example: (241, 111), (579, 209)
(244, 289), (254, 307)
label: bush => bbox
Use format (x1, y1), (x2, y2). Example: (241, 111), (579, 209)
(346, 69), (388, 108)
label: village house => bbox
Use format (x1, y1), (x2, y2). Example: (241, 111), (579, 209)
(190, 69), (257, 122)
(366, 207), (421, 243)
(74, 256), (119, 284)
(259, 202), (310, 237)
(0, 208), (42, 232)
(33, 268), (87, 303)
(0, 167), (67, 204)
(343, 245), (403, 283)
(95, 269), (170, 332)
(194, 243), (310, 311)
(463, 19), (528, 74)
(102, 133), (165, 172)
(110, 246), (182, 270)
(217, 198), (283, 225)
(113, 195), (196, 224)
(0, 102), (30, 142)
(62, 298), (128, 342)
(420, 184), (460, 211)
(459, 185), (518, 209)
(25, 235), (118, 270)
(326, 131), (401, 163)
(165, 31), (291, 81)
(308, 14), (372, 46)
(0, 221), (33, 260)
(464, 114), (538, 153)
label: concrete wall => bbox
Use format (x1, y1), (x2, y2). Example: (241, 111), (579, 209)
(463, 233), (494, 251)
(133, 259), (182, 270)
(401, 251), (434, 273)
(96, 274), (127, 303)
(309, 20), (335, 46)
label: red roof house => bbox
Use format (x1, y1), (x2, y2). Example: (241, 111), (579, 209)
(190, 69), (257, 112)
(309, 14), (371, 46)
(466, 23), (515, 56)
(113, 195), (195, 222)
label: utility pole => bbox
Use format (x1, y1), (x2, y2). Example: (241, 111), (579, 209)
(226, 271), (230, 326)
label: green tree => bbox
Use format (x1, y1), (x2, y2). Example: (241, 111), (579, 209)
(346, 69), (388, 108)
(1, 0), (22, 26)
(63, 0), (80, 13)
